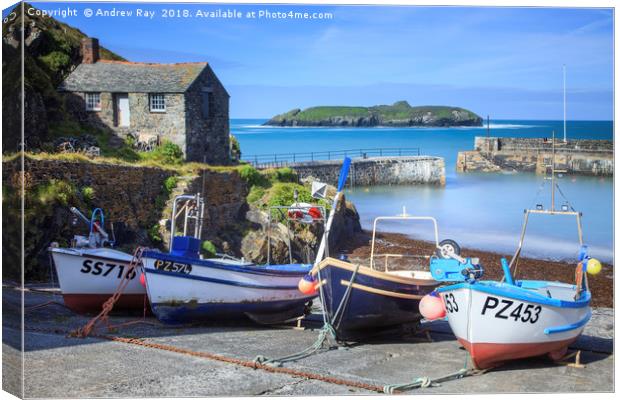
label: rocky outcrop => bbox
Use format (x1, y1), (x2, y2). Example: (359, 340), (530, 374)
(2, 3), (125, 153)
(240, 186), (362, 265)
(264, 101), (482, 127)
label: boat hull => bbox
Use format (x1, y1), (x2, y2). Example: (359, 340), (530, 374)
(317, 258), (439, 340)
(438, 281), (591, 369)
(142, 251), (316, 324)
(50, 248), (147, 314)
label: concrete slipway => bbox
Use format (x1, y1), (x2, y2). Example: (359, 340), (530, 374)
(2, 285), (613, 398)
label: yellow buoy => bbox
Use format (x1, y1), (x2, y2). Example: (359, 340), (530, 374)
(586, 258), (602, 275)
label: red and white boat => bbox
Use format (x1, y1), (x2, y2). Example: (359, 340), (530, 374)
(49, 207), (147, 313)
(434, 137), (597, 369)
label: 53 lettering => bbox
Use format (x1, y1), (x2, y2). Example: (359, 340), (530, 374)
(481, 296), (541, 323)
(80, 259), (136, 279)
(444, 293), (459, 313)
(154, 259), (192, 274)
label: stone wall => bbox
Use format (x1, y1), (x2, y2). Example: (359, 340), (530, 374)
(182, 168), (249, 251)
(475, 137), (614, 154)
(458, 137), (613, 176)
(185, 65), (231, 164)
(4, 157), (175, 231)
(290, 156), (446, 186)
(2, 156), (176, 280)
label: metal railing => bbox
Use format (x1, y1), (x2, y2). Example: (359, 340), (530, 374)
(243, 147), (421, 169)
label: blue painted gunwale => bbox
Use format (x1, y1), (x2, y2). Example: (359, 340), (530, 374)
(544, 310), (592, 335)
(142, 250), (311, 276)
(437, 280), (591, 309)
(144, 267), (302, 290)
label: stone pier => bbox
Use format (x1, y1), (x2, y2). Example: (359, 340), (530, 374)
(457, 137), (613, 176)
(290, 156), (445, 186)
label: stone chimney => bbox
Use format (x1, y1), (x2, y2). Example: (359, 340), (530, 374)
(80, 38), (99, 64)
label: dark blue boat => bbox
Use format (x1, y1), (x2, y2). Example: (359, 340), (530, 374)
(316, 257), (439, 340)
(314, 212), (479, 341)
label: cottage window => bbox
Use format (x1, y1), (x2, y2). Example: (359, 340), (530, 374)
(149, 93), (166, 112)
(85, 92), (101, 111)
(202, 91), (212, 118)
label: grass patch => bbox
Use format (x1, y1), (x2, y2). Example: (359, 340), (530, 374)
(243, 167), (331, 220)
(138, 141), (184, 165)
(148, 223), (163, 244)
(163, 176), (178, 194)
(239, 164), (265, 187)
(201, 240), (217, 258)
(230, 134), (241, 160)
(266, 182), (313, 207)
(81, 186), (95, 203)
(247, 186), (266, 204)
(3, 179), (86, 280)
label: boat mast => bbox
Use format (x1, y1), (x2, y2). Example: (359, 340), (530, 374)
(563, 65), (567, 143)
(551, 131), (556, 211)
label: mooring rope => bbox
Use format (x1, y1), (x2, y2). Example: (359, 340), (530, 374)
(254, 263), (362, 367)
(382, 347), (489, 394)
(382, 367), (477, 394)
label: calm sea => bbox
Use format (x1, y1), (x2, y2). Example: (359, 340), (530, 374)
(232, 119), (613, 263)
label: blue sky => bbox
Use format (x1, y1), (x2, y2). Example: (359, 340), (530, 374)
(8, 3), (615, 119)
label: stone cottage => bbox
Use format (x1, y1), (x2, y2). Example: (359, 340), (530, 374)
(58, 38), (231, 164)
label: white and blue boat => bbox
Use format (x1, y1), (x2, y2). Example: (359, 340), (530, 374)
(141, 193), (317, 324)
(433, 136), (598, 369)
(142, 158), (351, 324)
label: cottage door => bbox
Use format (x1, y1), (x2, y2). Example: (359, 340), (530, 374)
(117, 94), (130, 127)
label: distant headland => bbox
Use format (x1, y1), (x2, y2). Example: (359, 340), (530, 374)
(263, 101), (483, 127)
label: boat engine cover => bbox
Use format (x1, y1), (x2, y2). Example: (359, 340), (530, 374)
(430, 257), (483, 282)
(171, 236), (202, 259)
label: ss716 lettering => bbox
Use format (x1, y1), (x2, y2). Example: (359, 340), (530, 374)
(80, 259), (136, 279)
(481, 296), (541, 323)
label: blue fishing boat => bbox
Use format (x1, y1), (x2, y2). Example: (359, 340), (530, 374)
(141, 194), (317, 324)
(143, 158), (352, 324)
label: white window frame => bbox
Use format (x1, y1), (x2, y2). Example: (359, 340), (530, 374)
(149, 93), (166, 112)
(85, 92), (101, 111)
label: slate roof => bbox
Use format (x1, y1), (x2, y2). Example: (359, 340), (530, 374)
(58, 61), (209, 93)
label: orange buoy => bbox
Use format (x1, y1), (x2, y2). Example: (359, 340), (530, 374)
(298, 274), (317, 295)
(419, 292), (446, 320)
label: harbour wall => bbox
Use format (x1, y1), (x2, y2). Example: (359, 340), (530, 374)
(4, 157), (175, 230)
(2, 156), (252, 236)
(2, 156), (249, 279)
(457, 137), (613, 176)
(2, 156), (360, 280)
(290, 156), (446, 186)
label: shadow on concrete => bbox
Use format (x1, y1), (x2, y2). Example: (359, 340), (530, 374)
(6, 285), (615, 364)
